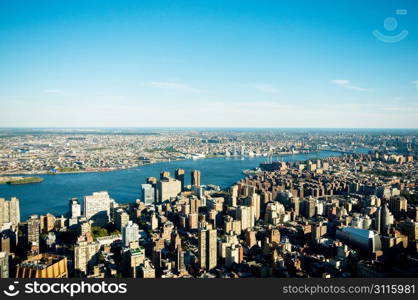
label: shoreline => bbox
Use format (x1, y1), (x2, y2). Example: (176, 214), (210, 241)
(0, 150), (344, 177)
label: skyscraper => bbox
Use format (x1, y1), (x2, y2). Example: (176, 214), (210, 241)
(236, 206), (254, 230)
(115, 209), (130, 231)
(0, 197), (20, 227)
(301, 198), (316, 218)
(389, 195), (408, 218)
(198, 228), (217, 270)
(122, 221), (139, 248)
(175, 247), (186, 274)
(141, 184), (155, 205)
(27, 215), (40, 248)
(191, 170), (201, 187)
(175, 168), (185, 191)
(157, 177), (182, 202)
(83, 191), (112, 226)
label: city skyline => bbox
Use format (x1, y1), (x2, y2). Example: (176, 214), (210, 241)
(0, 0), (417, 128)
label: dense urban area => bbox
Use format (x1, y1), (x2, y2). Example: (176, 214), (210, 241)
(0, 128), (417, 278)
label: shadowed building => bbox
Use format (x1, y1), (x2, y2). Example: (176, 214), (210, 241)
(175, 168), (185, 191)
(191, 170), (201, 187)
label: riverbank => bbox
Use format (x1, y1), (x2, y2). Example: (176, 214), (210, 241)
(0, 151), (320, 176)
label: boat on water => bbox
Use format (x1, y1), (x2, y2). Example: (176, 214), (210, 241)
(191, 153), (206, 160)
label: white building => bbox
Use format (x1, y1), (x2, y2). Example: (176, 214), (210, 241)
(122, 221), (139, 248)
(83, 191), (112, 226)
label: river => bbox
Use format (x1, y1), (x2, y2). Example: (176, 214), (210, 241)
(0, 151), (343, 219)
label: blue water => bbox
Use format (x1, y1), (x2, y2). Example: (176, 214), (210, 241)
(0, 151), (342, 219)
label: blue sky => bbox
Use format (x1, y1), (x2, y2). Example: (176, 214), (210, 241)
(0, 0), (417, 128)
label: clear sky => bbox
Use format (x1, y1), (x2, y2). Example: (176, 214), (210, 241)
(0, 0), (417, 128)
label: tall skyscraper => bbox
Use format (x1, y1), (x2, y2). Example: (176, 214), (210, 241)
(191, 170), (201, 187)
(69, 198), (81, 219)
(83, 191), (112, 226)
(0, 197), (20, 227)
(141, 184), (155, 205)
(122, 221), (139, 248)
(198, 228), (217, 270)
(175, 168), (185, 191)
(27, 215), (40, 248)
(157, 178), (182, 202)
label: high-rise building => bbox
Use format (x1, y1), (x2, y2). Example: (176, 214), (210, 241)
(83, 191), (112, 226)
(389, 196), (408, 218)
(69, 198), (81, 219)
(150, 212), (158, 231)
(236, 206), (254, 230)
(16, 254), (68, 278)
(40, 213), (55, 233)
(191, 170), (201, 187)
(198, 229), (217, 270)
(141, 184), (155, 205)
(301, 198), (316, 218)
(0, 197), (20, 227)
(225, 245), (241, 268)
(0, 230), (14, 254)
(175, 168), (185, 191)
(27, 215), (40, 248)
(188, 213), (198, 230)
(157, 178), (182, 202)
(122, 221), (139, 248)
(74, 241), (100, 275)
(175, 247), (186, 274)
(115, 209), (130, 231)
(0, 252), (8, 278)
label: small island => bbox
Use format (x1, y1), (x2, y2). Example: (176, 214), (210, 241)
(0, 176), (44, 185)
